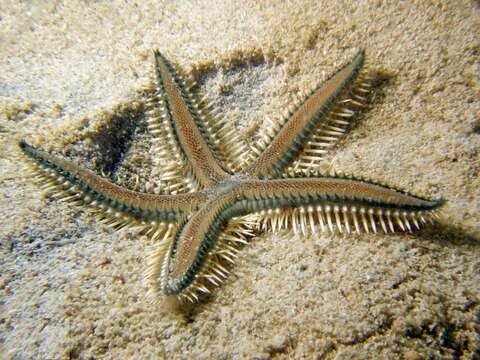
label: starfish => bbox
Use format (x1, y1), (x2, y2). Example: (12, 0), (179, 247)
(19, 49), (444, 304)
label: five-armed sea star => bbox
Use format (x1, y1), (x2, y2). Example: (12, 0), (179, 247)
(19, 49), (444, 303)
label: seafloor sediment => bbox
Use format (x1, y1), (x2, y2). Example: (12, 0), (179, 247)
(1, 1), (479, 359)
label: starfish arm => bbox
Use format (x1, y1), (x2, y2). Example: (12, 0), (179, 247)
(149, 51), (232, 188)
(152, 187), (258, 302)
(152, 53), (249, 174)
(19, 141), (206, 231)
(246, 49), (374, 178)
(242, 177), (443, 235)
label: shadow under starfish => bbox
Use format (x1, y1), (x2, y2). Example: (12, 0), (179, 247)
(19, 49), (444, 304)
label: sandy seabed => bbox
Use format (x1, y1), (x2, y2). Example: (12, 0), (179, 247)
(1, 1), (479, 359)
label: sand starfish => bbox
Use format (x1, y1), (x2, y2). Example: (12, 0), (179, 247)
(19, 49), (443, 303)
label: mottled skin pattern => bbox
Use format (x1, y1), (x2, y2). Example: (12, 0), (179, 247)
(19, 49), (443, 303)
